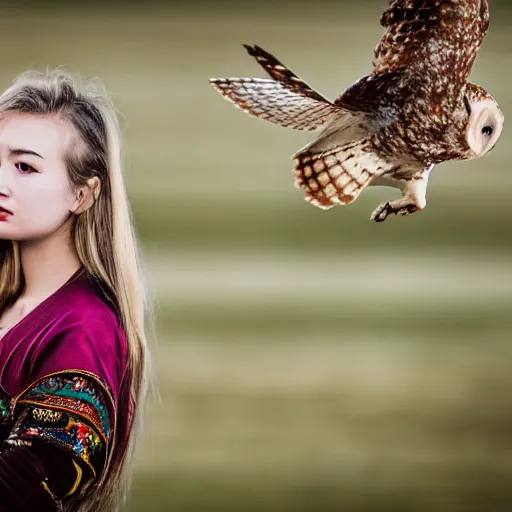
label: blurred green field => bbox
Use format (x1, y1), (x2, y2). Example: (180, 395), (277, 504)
(2, 2), (512, 511)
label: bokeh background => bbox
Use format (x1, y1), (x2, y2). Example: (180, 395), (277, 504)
(2, 1), (512, 510)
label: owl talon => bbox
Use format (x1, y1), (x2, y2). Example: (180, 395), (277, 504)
(370, 202), (393, 222)
(396, 204), (419, 216)
(371, 202), (419, 222)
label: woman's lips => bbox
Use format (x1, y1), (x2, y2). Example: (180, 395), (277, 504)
(0, 206), (12, 221)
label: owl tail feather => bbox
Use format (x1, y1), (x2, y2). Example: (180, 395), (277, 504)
(293, 138), (390, 209)
(209, 77), (340, 131)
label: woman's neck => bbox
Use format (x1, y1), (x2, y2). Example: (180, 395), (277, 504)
(19, 223), (82, 302)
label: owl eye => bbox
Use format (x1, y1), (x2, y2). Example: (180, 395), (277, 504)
(465, 98), (503, 158)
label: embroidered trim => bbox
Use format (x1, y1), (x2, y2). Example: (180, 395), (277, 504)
(32, 407), (63, 423)
(0, 398), (9, 422)
(41, 478), (63, 511)
(5, 438), (31, 447)
(6, 403), (104, 489)
(10, 413), (103, 461)
(16, 374), (111, 442)
(0, 385), (11, 427)
(65, 459), (84, 498)
(10, 370), (117, 497)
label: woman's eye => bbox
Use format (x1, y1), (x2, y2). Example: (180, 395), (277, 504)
(15, 162), (37, 174)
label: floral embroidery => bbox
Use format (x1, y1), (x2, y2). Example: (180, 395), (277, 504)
(9, 413), (102, 465)
(9, 370), (115, 484)
(15, 374), (112, 443)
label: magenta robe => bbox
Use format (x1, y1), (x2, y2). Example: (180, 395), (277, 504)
(0, 266), (133, 510)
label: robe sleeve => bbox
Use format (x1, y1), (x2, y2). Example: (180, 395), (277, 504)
(0, 440), (80, 511)
(1, 309), (126, 508)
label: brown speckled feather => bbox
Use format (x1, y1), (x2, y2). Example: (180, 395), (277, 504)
(210, 78), (340, 131)
(374, 0), (489, 88)
(293, 138), (398, 209)
(243, 44), (330, 103)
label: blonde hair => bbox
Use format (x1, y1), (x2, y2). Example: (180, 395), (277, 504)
(0, 69), (153, 511)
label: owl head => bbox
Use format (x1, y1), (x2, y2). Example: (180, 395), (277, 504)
(464, 83), (504, 159)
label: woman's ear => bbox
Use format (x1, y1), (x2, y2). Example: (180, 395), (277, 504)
(70, 177), (101, 215)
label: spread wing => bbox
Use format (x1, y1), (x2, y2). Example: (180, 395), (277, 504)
(209, 78), (340, 131)
(242, 44), (331, 103)
(373, 0), (490, 85)
(211, 45), (360, 132)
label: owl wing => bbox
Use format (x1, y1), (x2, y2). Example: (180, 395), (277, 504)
(209, 78), (341, 131)
(242, 44), (330, 103)
(373, 0), (490, 84)
(210, 44), (375, 132)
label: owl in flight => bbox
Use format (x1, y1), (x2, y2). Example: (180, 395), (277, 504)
(209, 0), (503, 221)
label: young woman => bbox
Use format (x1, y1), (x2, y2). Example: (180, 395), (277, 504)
(0, 70), (151, 511)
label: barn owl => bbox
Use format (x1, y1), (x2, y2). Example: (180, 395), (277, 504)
(209, 0), (503, 221)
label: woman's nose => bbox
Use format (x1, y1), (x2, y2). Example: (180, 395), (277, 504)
(0, 165), (12, 197)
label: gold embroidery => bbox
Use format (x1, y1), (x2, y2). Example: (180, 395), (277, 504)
(64, 459), (84, 498)
(32, 407), (62, 423)
(41, 479), (62, 509)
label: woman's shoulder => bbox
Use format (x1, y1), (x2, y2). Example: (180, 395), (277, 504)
(45, 272), (129, 363)
(31, 273), (130, 394)
(57, 272), (124, 334)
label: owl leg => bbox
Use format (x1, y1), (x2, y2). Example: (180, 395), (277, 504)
(371, 198), (421, 222)
(370, 165), (433, 222)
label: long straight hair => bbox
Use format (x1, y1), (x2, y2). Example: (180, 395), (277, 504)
(0, 69), (153, 511)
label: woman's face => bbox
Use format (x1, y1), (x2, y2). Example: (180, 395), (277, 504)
(0, 112), (78, 241)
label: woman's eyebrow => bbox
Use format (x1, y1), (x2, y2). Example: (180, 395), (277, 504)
(9, 147), (44, 159)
